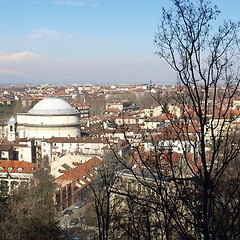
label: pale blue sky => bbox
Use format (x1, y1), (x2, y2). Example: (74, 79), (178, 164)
(0, 0), (239, 85)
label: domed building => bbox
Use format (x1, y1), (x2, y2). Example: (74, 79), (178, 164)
(17, 97), (80, 139)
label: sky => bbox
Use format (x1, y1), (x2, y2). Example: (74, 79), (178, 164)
(0, 0), (239, 85)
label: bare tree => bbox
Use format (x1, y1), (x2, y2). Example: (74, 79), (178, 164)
(98, 0), (240, 239)
(153, 0), (240, 238)
(90, 151), (124, 240)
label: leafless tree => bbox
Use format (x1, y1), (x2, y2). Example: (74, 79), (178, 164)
(96, 0), (240, 239)
(153, 0), (240, 238)
(90, 151), (124, 240)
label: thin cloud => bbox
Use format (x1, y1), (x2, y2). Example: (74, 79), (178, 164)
(67, 33), (79, 38)
(0, 51), (44, 62)
(53, 0), (85, 7)
(91, 3), (99, 7)
(0, 69), (28, 77)
(26, 28), (62, 41)
(53, 0), (98, 7)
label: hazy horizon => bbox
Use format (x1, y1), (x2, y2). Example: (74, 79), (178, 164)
(0, 0), (239, 85)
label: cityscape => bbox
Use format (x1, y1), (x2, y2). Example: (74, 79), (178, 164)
(0, 80), (240, 239)
(0, 0), (240, 240)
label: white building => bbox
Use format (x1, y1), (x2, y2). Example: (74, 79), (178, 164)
(42, 136), (108, 162)
(1, 97), (81, 163)
(143, 138), (198, 156)
(17, 97), (80, 139)
(16, 138), (35, 162)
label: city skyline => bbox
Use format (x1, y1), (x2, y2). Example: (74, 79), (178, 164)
(0, 0), (239, 85)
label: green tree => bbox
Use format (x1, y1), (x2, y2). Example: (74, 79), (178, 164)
(0, 172), (61, 240)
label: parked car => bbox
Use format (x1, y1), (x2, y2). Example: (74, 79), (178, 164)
(70, 218), (80, 225)
(63, 209), (73, 217)
(74, 203), (81, 209)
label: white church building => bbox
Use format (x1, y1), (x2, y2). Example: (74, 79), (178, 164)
(4, 97), (82, 163)
(16, 97), (81, 139)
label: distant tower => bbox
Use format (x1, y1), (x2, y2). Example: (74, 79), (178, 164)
(7, 116), (17, 142)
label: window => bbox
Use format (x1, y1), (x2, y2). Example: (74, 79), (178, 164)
(137, 183), (142, 193)
(127, 182), (132, 192)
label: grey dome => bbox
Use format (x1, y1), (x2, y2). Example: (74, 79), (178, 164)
(28, 97), (76, 115)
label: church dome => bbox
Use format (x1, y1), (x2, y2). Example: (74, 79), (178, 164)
(28, 97), (77, 115)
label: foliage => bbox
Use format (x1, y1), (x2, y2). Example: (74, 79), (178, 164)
(0, 172), (61, 240)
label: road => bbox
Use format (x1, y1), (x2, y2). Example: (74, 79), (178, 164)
(58, 199), (98, 240)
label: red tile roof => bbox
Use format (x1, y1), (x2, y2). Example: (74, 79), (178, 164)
(54, 156), (103, 187)
(0, 160), (43, 174)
